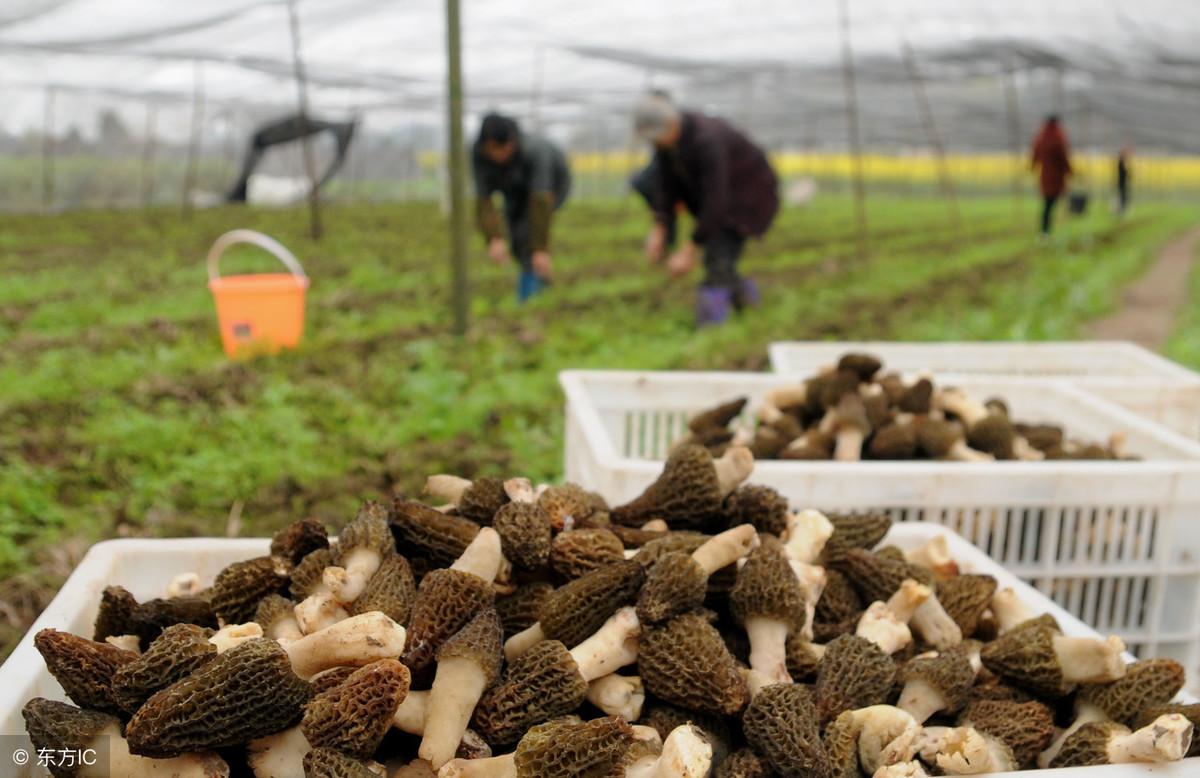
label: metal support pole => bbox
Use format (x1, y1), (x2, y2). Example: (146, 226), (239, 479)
(838, 0), (869, 261)
(287, 0), (324, 240)
(900, 40), (958, 229)
(446, 0), (470, 336)
(141, 101), (157, 207)
(42, 86), (56, 212)
(182, 62), (205, 216)
(1003, 64), (1023, 226)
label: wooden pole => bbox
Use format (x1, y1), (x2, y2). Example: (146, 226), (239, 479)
(837, 0), (869, 261)
(1003, 63), (1023, 226)
(141, 101), (157, 207)
(287, 0), (324, 241)
(900, 39), (958, 229)
(182, 62), (205, 216)
(42, 86), (56, 212)
(446, 0), (470, 336)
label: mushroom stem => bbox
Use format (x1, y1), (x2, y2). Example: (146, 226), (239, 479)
(910, 595), (963, 650)
(713, 446), (754, 497)
(834, 428), (865, 461)
(1107, 714), (1194, 763)
(419, 657), (490, 769)
(334, 548), (383, 603)
(1038, 705), (1108, 768)
(425, 475), (472, 505)
(897, 677), (948, 725)
(933, 727), (1018, 774)
(641, 519), (669, 532)
(503, 622), (546, 662)
(874, 761), (931, 778)
(744, 616), (792, 684)
(100, 722), (229, 778)
(903, 536), (958, 578)
(623, 724), (713, 778)
(586, 674), (645, 721)
(450, 527), (503, 582)
(392, 689), (429, 735)
(569, 606), (640, 682)
(504, 477), (536, 503)
(692, 524), (758, 574)
(438, 753), (517, 778)
(782, 509), (834, 564)
(166, 572), (202, 598)
(788, 561), (827, 640)
(247, 725), (310, 778)
(294, 590), (351, 635)
(1013, 436), (1045, 461)
(938, 389), (988, 427)
(947, 441), (994, 462)
(857, 581), (930, 654)
(1053, 635), (1127, 684)
(283, 611), (407, 678)
(990, 588), (1033, 633)
(208, 622), (264, 653)
(852, 705), (921, 774)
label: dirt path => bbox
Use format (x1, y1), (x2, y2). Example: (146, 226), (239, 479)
(1086, 226), (1200, 348)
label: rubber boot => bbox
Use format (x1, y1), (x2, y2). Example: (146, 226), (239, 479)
(517, 270), (545, 303)
(696, 286), (734, 328)
(735, 277), (761, 310)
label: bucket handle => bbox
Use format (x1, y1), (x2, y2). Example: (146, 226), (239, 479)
(207, 229), (307, 282)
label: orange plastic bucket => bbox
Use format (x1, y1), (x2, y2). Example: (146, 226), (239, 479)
(207, 229), (309, 359)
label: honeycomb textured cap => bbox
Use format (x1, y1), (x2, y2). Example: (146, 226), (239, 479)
(125, 637), (311, 758)
(391, 499), (481, 567)
(839, 352), (883, 381)
(917, 418), (963, 457)
(937, 574), (998, 638)
(335, 501), (395, 561)
(634, 532), (708, 567)
(901, 649), (975, 714)
(742, 683), (831, 778)
(402, 568), (495, 675)
(513, 716), (636, 777)
(822, 513), (892, 561)
(211, 555), (290, 624)
(1133, 704), (1200, 758)
(688, 396), (748, 434)
(868, 423), (917, 459)
(34, 628), (137, 715)
(93, 585), (217, 647)
(290, 548), (336, 599)
(538, 560), (645, 648)
(302, 658), (411, 760)
(496, 582), (554, 638)
(551, 528), (625, 581)
(349, 553), (417, 625)
(436, 607), (504, 685)
(612, 444), (723, 530)
(823, 709), (862, 778)
(959, 699), (1056, 768)
(724, 484), (789, 536)
(967, 414), (1017, 460)
(111, 623), (218, 714)
(814, 568), (863, 626)
(255, 594), (299, 632)
(472, 639), (588, 746)
(302, 747), (380, 778)
(979, 625), (1069, 698)
(830, 548), (929, 604)
(638, 611), (749, 717)
(1077, 658), (1185, 725)
(455, 476), (510, 524)
(716, 747), (773, 778)
(730, 536), (807, 629)
(1050, 721), (1127, 768)
(22, 699), (119, 778)
(816, 634), (896, 725)
(538, 483), (609, 530)
(493, 501), (553, 572)
(270, 518), (330, 566)
(786, 635), (824, 682)
(637, 551), (707, 625)
(308, 665), (358, 696)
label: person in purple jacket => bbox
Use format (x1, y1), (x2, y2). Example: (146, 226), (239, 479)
(633, 93), (780, 326)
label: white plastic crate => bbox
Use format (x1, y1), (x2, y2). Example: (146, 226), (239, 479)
(767, 341), (1200, 438)
(0, 532), (1194, 778)
(561, 369), (1200, 680)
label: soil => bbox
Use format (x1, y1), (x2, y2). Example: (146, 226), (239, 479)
(1086, 225), (1200, 348)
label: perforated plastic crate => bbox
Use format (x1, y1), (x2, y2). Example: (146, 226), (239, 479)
(0, 531), (1194, 776)
(767, 341), (1200, 438)
(560, 369), (1200, 681)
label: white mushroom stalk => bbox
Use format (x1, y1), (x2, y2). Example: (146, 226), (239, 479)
(902, 536), (958, 578)
(283, 611), (407, 679)
(425, 474), (473, 505)
(852, 705), (921, 774)
(1053, 635), (1127, 684)
(873, 761), (930, 778)
(760, 385), (807, 423)
(166, 572), (202, 598)
(937, 389), (988, 428)
(897, 679), (948, 726)
(944, 437), (995, 463)
(781, 509), (834, 565)
(714, 446), (755, 496)
(504, 477), (537, 504)
(1013, 436), (1045, 461)
(990, 588), (1034, 633)
(586, 674), (645, 721)
(745, 615), (792, 685)
(96, 722), (229, 778)
(692, 524), (759, 574)
(569, 607), (640, 682)
(294, 567), (352, 635)
(641, 519), (669, 532)
(910, 594), (963, 651)
(1105, 714), (1194, 763)
(420, 663), (494, 768)
(208, 622), (264, 653)
(438, 753), (517, 778)
(450, 527), (504, 582)
(789, 562), (827, 641)
(623, 724), (713, 778)
(392, 689), (429, 735)
(247, 725), (309, 778)
(505, 622), (546, 661)
(857, 580), (931, 655)
(930, 727), (1020, 775)
(105, 635), (141, 654)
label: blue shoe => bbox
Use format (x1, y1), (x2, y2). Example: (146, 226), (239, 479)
(696, 286), (733, 327)
(736, 277), (761, 310)
(517, 270), (545, 303)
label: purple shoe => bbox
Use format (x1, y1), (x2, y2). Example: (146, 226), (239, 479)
(736, 277), (761, 310)
(696, 286), (733, 327)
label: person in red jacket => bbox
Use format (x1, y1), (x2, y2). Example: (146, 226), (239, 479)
(1031, 115), (1073, 236)
(633, 93), (779, 326)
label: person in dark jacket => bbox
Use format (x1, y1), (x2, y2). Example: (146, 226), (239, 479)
(473, 113), (571, 302)
(633, 93), (779, 326)
(1116, 146), (1131, 216)
(1031, 115), (1072, 236)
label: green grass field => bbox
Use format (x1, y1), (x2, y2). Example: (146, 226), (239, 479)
(0, 195), (1196, 655)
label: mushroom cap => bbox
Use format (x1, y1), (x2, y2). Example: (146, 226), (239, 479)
(472, 640), (589, 746)
(959, 699), (1056, 768)
(838, 352), (883, 381)
(816, 634), (896, 725)
(302, 747), (380, 778)
(823, 709), (862, 778)
(255, 594), (299, 633)
(822, 512), (893, 561)
(637, 551), (708, 624)
(211, 555), (290, 624)
(742, 683), (831, 778)
(830, 393), (871, 436)
(496, 582), (554, 639)
(457, 476), (510, 524)
(716, 748), (773, 778)
(334, 501), (395, 562)
(126, 637), (310, 758)
(937, 574), (998, 638)
(612, 444), (725, 530)
(349, 552), (417, 624)
(436, 607), (504, 686)
(538, 560), (645, 648)
(724, 484), (790, 536)
(290, 547), (336, 598)
(898, 378), (934, 414)
(538, 483), (608, 530)
(778, 430), (834, 460)
(979, 624), (1069, 698)
(1049, 721), (1127, 768)
(900, 649), (975, 714)
(309, 665), (358, 695)
(688, 396), (749, 434)
(302, 659), (411, 760)
(1017, 423), (1065, 453)
(814, 568), (865, 627)
(391, 499), (482, 568)
(868, 422), (918, 460)
(786, 635), (825, 682)
(831, 548), (929, 605)
(513, 716), (637, 777)
(34, 628), (137, 715)
(916, 418), (965, 458)
(270, 518), (330, 566)
(966, 414), (1017, 460)
(402, 568), (495, 676)
(111, 623), (218, 714)
(93, 584), (217, 647)
(493, 501), (553, 573)
(22, 699), (120, 778)
(639, 612), (750, 717)
(550, 528), (626, 581)
(730, 537), (807, 629)
(819, 369), (862, 410)
(1077, 658), (1185, 725)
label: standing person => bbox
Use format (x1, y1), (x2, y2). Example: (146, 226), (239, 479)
(1116, 146), (1132, 216)
(1030, 115), (1072, 236)
(633, 93), (779, 326)
(473, 113), (571, 302)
